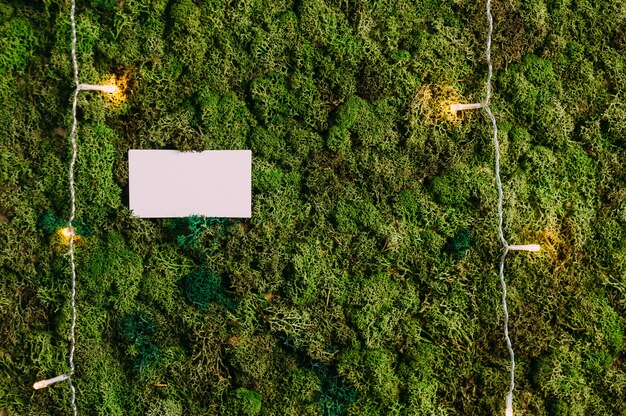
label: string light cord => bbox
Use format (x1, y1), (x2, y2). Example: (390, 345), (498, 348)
(67, 0), (80, 413)
(449, 1), (538, 414)
(33, 0), (123, 409)
(485, 1), (515, 414)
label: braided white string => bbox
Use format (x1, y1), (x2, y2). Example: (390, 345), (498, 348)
(484, 0), (515, 413)
(68, 0), (80, 413)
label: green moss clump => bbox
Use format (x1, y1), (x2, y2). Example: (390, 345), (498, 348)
(3, 0), (626, 414)
(81, 232), (143, 313)
(279, 368), (321, 414)
(0, 17), (38, 74)
(146, 399), (183, 416)
(169, 215), (233, 256)
(38, 211), (66, 234)
(196, 89), (252, 150)
(223, 388), (262, 416)
(168, 0), (207, 71)
(326, 126), (351, 155)
(428, 169), (470, 208)
(250, 71), (296, 126)
(312, 363), (358, 416)
(499, 54), (560, 121)
(75, 122), (122, 227)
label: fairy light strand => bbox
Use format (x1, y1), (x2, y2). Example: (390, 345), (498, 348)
(485, 0), (544, 413)
(67, 0), (80, 412)
(485, 0), (517, 413)
(450, 1), (542, 414)
(33, 0), (120, 413)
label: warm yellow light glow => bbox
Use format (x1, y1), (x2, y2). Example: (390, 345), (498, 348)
(103, 74), (129, 107)
(438, 88), (463, 123)
(57, 226), (80, 245)
(409, 85), (464, 125)
(78, 74), (129, 107)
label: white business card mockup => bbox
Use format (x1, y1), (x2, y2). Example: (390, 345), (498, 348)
(128, 150), (251, 218)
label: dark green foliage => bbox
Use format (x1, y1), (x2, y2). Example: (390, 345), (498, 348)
(89, 0), (116, 10)
(310, 363), (357, 416)
(118, 312), (157, 342)
(447, 227), (478, 258)
(179, 269), (236, 312)
(169, 215), (234, 256)
(38, 211), (65, 235)
(73, 219), (93, 237)
(0, 17), (38, 73)
(80, 232), (143, 314)
(118, 312), (159, 372)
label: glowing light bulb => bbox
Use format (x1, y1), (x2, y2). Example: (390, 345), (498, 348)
(78, 75), (128, 107)
(59, 226), (73, 238)
(33, 374), (69, 390)
(450, 102), (484, 112)
(57, 226), (79, 244)
(508, 244), (541, 252)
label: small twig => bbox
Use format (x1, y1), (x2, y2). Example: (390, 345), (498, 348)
(325, 285), (331, 308)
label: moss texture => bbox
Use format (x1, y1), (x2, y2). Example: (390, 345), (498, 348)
(0, 0), (625, 414)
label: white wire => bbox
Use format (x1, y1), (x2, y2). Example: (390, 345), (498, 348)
(68, 0), (80, 413)
(484, 0), (515, 413)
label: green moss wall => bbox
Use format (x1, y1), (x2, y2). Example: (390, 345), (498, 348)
(0, 0), (625, 414)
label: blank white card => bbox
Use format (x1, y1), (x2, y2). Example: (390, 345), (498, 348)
(129, 150), (251, 218)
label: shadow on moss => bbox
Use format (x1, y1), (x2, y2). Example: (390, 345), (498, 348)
(117, 311), (159, 373)
(447, 227), (478, 258)
(168, 215), (234, 256)
(178, 269), (237, 312)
